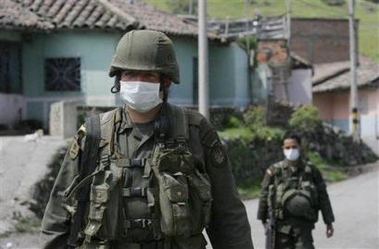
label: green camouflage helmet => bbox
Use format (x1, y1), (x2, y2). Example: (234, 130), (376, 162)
(282, 189), (313, 218)
(109, 30), (180, 83)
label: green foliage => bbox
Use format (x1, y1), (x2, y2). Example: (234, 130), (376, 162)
(306, 151), (347, 182)
(223, 116), (243, 129)
(237, 35), (257, 52)
(289, 105), (322, 130)
(238, 183), (261, 199)
(243, 105), (284, 140)
(322, 0), (346, 6)
(165, 0), (198, 15)
(218, 127), (252, 139)
(243, 105), (265, 127)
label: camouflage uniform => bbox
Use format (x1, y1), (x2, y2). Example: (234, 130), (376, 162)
(41, 104), (253, 249)
(257, 159), (334, 249)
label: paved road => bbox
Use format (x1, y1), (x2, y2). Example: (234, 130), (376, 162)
(1, 159), (378, 248)
(0, 136), (66, 235)
(245, 163), (379, 249)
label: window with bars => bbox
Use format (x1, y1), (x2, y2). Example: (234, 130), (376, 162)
(45, 57), (81, 91)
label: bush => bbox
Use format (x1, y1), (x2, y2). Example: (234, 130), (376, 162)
(223, 116), (243, 129)
(289, 104), (322, 130)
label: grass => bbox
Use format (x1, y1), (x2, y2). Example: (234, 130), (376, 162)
(146, 0), (379, 62)
(307, 151), (348, 182)
(218, 127), (252, 139)
(238, 184), (262, 199)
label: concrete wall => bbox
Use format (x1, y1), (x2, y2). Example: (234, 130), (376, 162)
(0, 93), (25, 128)
(287, 69), (313, 105)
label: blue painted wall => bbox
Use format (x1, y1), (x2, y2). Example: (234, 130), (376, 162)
(15, 30), (253, 127)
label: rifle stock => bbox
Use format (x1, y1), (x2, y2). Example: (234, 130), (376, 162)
(265, 210), (276, 249)
(266, 184), (276, 249)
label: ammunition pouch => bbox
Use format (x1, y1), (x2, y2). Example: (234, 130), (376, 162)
(152, 144), (212, 237)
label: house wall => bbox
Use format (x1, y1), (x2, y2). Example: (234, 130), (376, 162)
(314, 89), (379, 155)
(23, 31), (122, 127)
(0, 30), (22, 41)
(291, 18), (353, 64)
(313, 91), (350, 131)
(171, 38), (251, 108)
(209, 43), (250, 107)
(21, 31), (251, 128)
(0, 93), (25, 128)
(0, 31), (24, 127)
(168, 36), (198, 106)
(287, 69), (313, 105)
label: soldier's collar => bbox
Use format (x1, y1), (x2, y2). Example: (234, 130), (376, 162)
(117, 106), (134, 133)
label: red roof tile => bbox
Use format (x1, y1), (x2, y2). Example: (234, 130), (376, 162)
(1, 0), (199, 36)
(0, 0), (53, 30)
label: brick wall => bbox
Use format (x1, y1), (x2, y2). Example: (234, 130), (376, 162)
(291, 18), (358, 64)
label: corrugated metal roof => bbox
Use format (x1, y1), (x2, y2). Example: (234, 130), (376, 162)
(313, 56), (379, 93)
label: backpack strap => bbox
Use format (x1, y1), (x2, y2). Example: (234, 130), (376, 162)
(67, 115), (101, 248)
(166, 104), (189, 142)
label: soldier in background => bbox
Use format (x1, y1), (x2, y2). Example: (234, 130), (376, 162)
(41, 30), (254, 249)
(257, 131), (334, 249)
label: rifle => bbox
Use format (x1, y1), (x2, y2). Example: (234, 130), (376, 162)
(67, 115), (101, 248)
(265, 185), (276, 249)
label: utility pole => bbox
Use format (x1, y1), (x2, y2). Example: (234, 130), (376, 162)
(189, 0), (193, 15)
(198, 0), (209, 119)
(286, 0), (291, 44)
(245, 0), (253, 105)
(348, 0), (360, 141)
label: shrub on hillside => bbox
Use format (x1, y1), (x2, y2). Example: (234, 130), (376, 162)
(289, 104), (322, 131)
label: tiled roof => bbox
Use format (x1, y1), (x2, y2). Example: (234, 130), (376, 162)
(1, 0), (198, 36)
(313, 56), (379, 93)
(0, 0), (53, 30)
(109, 0), (198, 36)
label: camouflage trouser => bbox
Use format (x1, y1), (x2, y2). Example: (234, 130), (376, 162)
(274, 228), (315, 249)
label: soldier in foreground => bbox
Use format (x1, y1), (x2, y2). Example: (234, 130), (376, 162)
(41, 30), (254, 249)
(257, 132), (334, 249)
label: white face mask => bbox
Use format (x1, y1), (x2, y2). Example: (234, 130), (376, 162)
(283, 148), (300, 161)
(120, 81), (162, 113)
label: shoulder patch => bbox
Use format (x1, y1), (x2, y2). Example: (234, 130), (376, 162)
(69, 139), (80, 160)
(266, 168), (273, 176)
(69, 125), (86, 160)
(210, 141), (227, 168)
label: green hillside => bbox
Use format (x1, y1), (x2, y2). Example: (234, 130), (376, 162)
(146, 0), (379, 61)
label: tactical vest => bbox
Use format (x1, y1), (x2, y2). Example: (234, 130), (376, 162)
(64, 105), (212, 249)
(268, 161), (319, 221)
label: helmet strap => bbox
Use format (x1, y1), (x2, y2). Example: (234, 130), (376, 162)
(159, 74), (169, 102)
(111, 74), (121, 93)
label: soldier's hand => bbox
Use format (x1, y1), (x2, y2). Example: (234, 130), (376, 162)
(326, 223), (334, 238)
